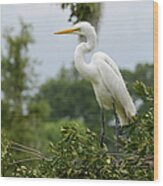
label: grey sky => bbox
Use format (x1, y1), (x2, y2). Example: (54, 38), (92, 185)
(1, 1), (154, 84)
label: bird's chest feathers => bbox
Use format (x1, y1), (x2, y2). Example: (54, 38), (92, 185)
(92, 80), (113, 109)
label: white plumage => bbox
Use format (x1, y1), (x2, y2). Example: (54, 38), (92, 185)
(55, 21), (136, 126)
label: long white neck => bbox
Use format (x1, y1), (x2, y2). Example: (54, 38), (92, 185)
(74, 30), (97, 80)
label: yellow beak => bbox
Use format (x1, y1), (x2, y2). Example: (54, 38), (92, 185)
(54, 27), (80, 35)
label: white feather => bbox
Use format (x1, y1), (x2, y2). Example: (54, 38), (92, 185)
(57, 21), (136, 126)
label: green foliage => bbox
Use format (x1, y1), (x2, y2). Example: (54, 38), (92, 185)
(2, 81), (154, 180)
(1, 20), (37, 128)
(36, 78), (99, 127)
(35, 64), (153, 129)
(116, 81), (154, 180)
(28, 100), (51, 122)
(134, 81), (153, 102)
(2, 124), (113, 179)
(1, 13), (154, 180)
(39, 125), (113, 179)
(1, 132), (12, 176)
(122, 63), (154, 99)
(1, 20), (50, 153)
(42, 120), (86, 144)
(61, 3), (102, 32)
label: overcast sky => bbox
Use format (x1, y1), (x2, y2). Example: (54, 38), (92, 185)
(1, 1), (154, 84)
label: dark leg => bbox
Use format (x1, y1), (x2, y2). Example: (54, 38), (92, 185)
(100, 108), (105, 148)
(113, 103), (119, 152)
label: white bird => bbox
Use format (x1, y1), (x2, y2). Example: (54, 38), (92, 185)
(54, 22), (136, 147)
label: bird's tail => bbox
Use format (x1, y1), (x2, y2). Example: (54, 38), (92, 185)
(116, 101), (136, 126)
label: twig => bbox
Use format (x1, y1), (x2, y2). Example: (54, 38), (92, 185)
(11, 141), (43, 155)
(10, 141), (52, 161)
(10, 146), (43, 159)
(9, 157), (41, 166)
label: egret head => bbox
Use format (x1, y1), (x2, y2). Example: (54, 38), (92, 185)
(54, 21), (96, 38)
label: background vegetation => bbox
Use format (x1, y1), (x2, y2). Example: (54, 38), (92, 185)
(1, 3), (154, 180)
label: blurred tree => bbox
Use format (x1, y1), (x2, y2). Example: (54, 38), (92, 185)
(61, 3), (102, 37)
(122, 63), (154, 113)
(122, 63), (154, 95)
(1, 20), (52, 149)
(28, 100), (51, 124)
(2, 81), (154, 180)
(36, 77), (99, 128)
(35, 63), (153, 125)
(1, 20), (37, 128)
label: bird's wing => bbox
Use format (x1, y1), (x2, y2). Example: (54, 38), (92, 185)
(96, 57), (136, 119)
(93, 52), (123, 80)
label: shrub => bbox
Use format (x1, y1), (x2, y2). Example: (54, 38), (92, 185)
(1, 81), (154, 180)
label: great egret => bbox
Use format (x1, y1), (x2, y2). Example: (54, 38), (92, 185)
(54, 22), (136, 147)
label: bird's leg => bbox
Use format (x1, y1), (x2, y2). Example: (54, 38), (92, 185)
(113, 103), (119, 153)
(100, 108), (105, 148)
